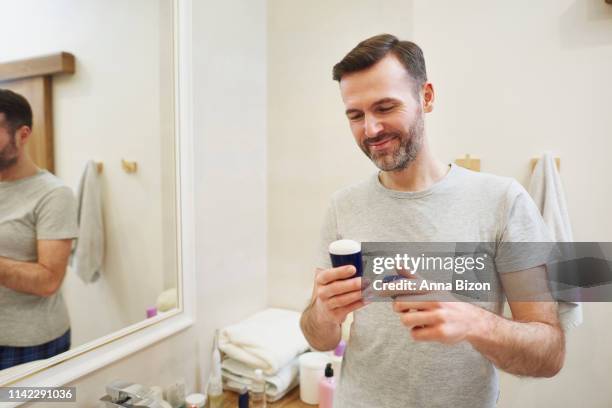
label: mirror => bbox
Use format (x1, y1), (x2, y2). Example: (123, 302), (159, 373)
(0, 0), (179, 379)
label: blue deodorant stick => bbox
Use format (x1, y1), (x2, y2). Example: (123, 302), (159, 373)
(329, 239), (363, 278)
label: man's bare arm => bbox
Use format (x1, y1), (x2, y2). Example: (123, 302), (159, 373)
(0, 239), (72, 297)
(468, 300), (564, 377)
(300, 296), (343, 351)
(393, 266), (565, 377)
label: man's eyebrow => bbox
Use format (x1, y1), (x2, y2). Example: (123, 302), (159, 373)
(345, 98), (400, 115)
(371, 97), (400, 107)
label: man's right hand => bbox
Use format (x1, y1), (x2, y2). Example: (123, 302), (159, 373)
(311, 265), (368, 325)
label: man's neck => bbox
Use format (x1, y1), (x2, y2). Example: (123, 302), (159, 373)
(0, 157), (39, 182)
(378, 146), (449, 192)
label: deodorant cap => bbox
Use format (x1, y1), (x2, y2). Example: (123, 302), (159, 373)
(328, 239), (361, 255)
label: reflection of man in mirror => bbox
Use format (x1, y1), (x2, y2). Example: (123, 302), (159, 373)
(0, 89), (78, 370)
(300, 35), (565, 407)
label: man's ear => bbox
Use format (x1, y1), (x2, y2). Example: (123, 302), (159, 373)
(422, 83), (434, 113)
(15, 126), (32, 147)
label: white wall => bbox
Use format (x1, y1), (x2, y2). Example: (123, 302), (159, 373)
(267, 0), (612, 407)
(0, 0), (176, 347)
(267, 0), (416, 311)
(411, 2), (612, 406)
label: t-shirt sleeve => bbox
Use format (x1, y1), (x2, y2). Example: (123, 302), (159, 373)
(495, 180), (555, 273)
(315, 199), (340, 270)
(35, 186), (79, 240)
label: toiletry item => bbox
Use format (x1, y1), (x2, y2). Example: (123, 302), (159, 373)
(238, 386), (249, 408)
(208, 391), (223, 408)
(146, 306), (158, 318)
(331, 340), (346, 380)
(185, 393), (206, 408)
(329, 239), (363, 277)
(150, 386), (164, 401)
(101, 380), (160, 407)
(208, 330), (224, 408)
(298, 352), (330, 404)
(249, 368), (267, 408)
(164, 378), (186, 408)
(318, 363), (336, 408)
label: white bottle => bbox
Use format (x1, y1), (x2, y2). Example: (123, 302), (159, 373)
(249, 369), (267, 408)
(208, 330), (224, 408)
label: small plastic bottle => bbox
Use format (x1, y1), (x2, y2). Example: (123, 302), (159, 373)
(331, 340), (346, 381)
(318, 363), (336, 408)
(208, 330), (224, 408)
(238, 386), (249, 408)
(249, 369), (267, 408)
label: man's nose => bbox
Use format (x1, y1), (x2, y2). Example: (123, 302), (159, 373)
(364, 115), (384, 139)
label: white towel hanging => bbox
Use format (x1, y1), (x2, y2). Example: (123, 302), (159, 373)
(71, 160), (105, 283)
(528, 152), (583, 329)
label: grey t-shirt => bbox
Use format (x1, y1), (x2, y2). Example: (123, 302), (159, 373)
(316, 163), (552, 408)
(0, 170), (78, 347)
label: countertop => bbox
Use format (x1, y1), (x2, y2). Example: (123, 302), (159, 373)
(221, 387), (312, 407)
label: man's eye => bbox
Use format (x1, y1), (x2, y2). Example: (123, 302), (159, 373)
(378, 105), (394, 112)
(348, 113), (364, 121)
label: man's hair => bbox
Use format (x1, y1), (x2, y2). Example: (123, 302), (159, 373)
(332, 34), (427, 93)
(0, 89), (33, 135)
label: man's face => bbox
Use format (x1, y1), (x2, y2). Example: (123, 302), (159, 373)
(0, 114), (19, 171)
(339, 55), (426, 172)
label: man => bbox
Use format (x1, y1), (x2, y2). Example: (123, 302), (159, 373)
(300, 34), (565, 407)
(0, 89), (78, 370)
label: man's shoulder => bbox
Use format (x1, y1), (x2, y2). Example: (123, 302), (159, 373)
(32, 172), (76, 208)
(453, 166), (519, 197)
(329, 174), (376, 203)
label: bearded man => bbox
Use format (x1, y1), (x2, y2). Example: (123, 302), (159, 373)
(0, 89), (77, 370)
(299, 34), (564, 408)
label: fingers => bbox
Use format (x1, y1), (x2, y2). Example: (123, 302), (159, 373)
(333, 299), (366, 318)
(318, 276), (363, 301)
(374, 277), (430, 298)
(397, 310), (444, 328)
(392, 300), (440, 311)
(326, 289), (364, 310)
(396, 266), (415, 278)
(409, 326), (445, 342)
(316, 265), (357, 285)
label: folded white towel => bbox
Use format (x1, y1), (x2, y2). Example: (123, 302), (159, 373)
(218, 308), (309, 375)
(71, 160), (105, 283)
(528, 152), (583, 329)
(222, 357), (299, 402)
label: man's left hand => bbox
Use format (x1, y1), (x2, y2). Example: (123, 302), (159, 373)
(392, 299), (486, 344)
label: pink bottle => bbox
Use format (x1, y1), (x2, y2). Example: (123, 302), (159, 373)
(318, 363), (336, 408)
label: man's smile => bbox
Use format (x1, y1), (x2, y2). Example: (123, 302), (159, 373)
(367, 135), (397, 151)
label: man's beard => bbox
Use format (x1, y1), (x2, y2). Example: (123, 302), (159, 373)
(0, 135), (18, 171)
(359, 111), (425, 172)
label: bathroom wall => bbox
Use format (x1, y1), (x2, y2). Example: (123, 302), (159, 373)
(411, 1), (612, 407)
(21, 0), (269, 406)
(0, 0), (175, 346)
(267, 0), (612, 407)
(267, 0), (416, 311)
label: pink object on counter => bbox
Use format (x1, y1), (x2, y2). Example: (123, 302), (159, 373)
(146, 307), (157, 318)
(318, 363), (336, 408)
(334, 340), (346, 357)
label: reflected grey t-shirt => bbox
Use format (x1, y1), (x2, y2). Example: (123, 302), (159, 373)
(0, 170), (78, 347)
(316, 163), (552, 408)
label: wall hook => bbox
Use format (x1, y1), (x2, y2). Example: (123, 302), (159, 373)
(121, 159), (138, 174)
